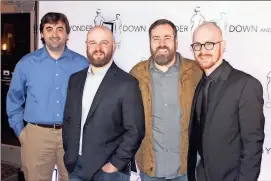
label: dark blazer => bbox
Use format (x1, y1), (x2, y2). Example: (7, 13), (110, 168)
(62, 62), (145, 180)
(187, 61), (265, 181)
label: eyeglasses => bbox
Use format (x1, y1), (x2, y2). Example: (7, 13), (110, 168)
(191, 40), (222, 51)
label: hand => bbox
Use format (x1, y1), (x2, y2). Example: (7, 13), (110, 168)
(102, 162), (118, 173)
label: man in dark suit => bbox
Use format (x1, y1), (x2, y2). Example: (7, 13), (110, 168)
(187, 22), (265, 181)
(62, 25), (145, 181)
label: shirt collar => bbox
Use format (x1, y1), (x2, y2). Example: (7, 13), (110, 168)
(88, 60), (113, 76)
(204, 59), (226, 83)
(40, 45), (72, 60)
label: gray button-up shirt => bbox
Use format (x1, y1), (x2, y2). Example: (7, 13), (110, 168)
(150, 55), (182, 179)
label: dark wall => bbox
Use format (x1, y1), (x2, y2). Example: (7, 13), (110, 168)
(1, 13), (31, 146)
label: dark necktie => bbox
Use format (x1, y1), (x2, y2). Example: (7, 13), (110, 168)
(199, 78), (212, 158)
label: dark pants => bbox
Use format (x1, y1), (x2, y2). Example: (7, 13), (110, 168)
(140, 172), (188, 181)
(69, 156), (130, 181)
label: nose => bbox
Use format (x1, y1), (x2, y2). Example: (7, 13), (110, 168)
(52, 30), (58, 38)
(95, 43), (102, 51)
(158, 39), (165, 47)
(199, 45), (209, 54)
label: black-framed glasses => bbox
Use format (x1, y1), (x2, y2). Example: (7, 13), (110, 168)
(191, 40), (223, 51)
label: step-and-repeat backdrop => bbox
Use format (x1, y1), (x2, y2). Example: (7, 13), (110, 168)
(39, 1), (271, 181)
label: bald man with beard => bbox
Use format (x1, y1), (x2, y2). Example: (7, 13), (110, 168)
(62, 26), (145, 181)
(187, 22), (265, 181)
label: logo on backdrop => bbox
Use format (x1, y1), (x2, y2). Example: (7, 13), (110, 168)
(69, 8), (148, 50)
(94, 9), (122, 49)
(209, 12), (228, 37)
(264, 146), (271, 155)
(190, 6), (205, 36)
(266, 70), (271, 108)
(190, 6), (228, 38)
(190, 6), (271, 34)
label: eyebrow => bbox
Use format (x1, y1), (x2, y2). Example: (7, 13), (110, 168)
(193, 40), (218, 44)
(101, 40), (109, 43)
(88, 40), (110, 43)
(45, 26), (64, 30)
(88, 40), (96, 43)
(192, 41), (201, 44)
(152, 36), (160, 39)
(152, 35), (172, 39)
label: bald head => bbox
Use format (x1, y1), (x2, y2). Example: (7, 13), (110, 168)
(191, 21), (226, 73)
(87, 25), (115, 42)
(86, 25), (115, 68)
(193, 22), (223, 43)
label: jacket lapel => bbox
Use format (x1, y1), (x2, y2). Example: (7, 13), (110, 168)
(136, 60), (152, 91)
(206, 62), (232, 122)
(84, 62), (118, 125)
(76, 68), (88, 124)
(189, 77), (204, 137)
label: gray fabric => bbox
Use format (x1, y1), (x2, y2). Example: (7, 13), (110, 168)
(150, 53), (183, 179)
(140, 172), (188, 181)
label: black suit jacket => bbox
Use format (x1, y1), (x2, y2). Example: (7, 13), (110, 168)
(187, 61), (265, 181)
(62, 62), (145, 180)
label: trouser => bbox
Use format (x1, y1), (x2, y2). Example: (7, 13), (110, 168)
(140, 172), (188, 181)
(19, 123), (68, 181)
(69, 156), (130, 181)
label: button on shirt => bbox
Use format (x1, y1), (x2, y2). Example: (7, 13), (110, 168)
(6, 46), (89, 137)
(150, 57), (182, 179)
(79, 61), (112, 155)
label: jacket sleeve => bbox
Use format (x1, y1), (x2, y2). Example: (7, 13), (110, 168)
(109, 80), (145, 171)
(238, 77), (265, 181)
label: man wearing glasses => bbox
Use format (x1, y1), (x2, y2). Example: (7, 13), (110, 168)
(187, 22), (265, 181)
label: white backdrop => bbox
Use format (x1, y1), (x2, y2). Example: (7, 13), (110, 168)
(39, 1), (271, 181)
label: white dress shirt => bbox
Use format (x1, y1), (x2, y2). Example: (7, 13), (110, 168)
(79, 61), (112, 155)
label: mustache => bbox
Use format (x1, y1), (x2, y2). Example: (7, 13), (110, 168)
(155, 46), (170, 53)
(50, 37), (60, 40)
(198, 53), (212, 57)
(92, 50), (105, 55)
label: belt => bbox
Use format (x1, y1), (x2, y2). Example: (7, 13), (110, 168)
(31, 123), (62, 129)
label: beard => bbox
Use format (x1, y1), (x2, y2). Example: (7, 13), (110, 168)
(196, 51), (221, 70)
(151, 45), (176, 66)
(87, 48), (113, 68)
